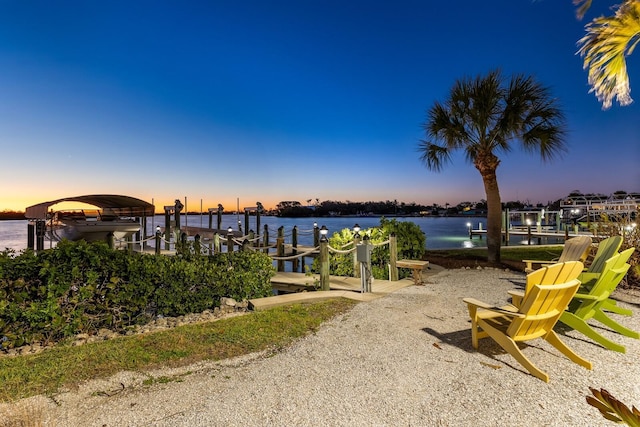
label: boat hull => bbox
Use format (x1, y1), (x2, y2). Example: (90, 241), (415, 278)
(56, 220), (140, 242)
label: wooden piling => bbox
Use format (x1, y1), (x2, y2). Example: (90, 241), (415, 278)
(389, 233), (398, 281)
(277, 226), (285, 271)
(353, 233), (361, 278)
(320, 237), (329, 291)
(292, 226), (299, 272)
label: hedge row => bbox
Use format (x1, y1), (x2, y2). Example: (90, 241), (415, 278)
(0, 241), (275, 348)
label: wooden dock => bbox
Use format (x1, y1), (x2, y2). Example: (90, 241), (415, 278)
(470, 228), (597, 242)
(250, 264), (446, 311)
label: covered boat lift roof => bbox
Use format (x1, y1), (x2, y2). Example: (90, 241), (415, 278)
(25, 194), (155, 219)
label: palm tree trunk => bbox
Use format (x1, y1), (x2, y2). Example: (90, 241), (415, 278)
(481, 171), (502, 263)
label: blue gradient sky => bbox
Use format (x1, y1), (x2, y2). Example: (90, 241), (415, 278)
(1, 0), (638, 212)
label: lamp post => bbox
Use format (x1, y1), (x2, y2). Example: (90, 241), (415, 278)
(320, 225), (328, 241)
(466, 222), (472, 239)
(313, 222), (319, 247)
(227, 226), (234, 253)
(155, 226), (162, 255)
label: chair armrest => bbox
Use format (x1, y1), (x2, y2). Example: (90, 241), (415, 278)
(507, 290), (524, 298)
(521, 259), (555, 272)
(572, 292), (599, 301)
(463, 298), (525, 318)
(507, 290), (525, 308)
(522, 259), (554, 266)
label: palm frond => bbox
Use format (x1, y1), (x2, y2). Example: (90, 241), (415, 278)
(577, 0), (640, 109)
(587, 387), (640, 427)
(574, 0), (593, 20)
(417, 140), (451, 172)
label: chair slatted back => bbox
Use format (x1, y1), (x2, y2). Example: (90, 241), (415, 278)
(585, 236), (623, 274)
(508, 279), (581, 341)
(558, 235), (592, 264)
(525, 261), (584, 295)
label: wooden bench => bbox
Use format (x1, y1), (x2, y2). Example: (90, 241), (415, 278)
(396, 259), (430, 285)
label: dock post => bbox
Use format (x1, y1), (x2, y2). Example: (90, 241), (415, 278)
(527, 225), (532, 245)
(35, 220), (45, 252)
(353, 231), (361, 278)
(263, 224), (269, 254)
(244, 210), (249, 237)
(208, 210), (213, 229)
(277, 226), (285, 272)
(217, 208), (222, 230)
(213, 233), (221, 253)
(174, 199), (183, 231)
(242, 239), (250, 251)
(256, 207), (261, 237)
(248, 230), (255, 248)
(107, 232), (114, 249)
(155, 229), (161, 255)
(164, 209), (171, 250)
(389, 233), (399, 281)
(319, 233), (330, 291)
(226, 229), (234, 253)
(292, 226), (299, 272)
(313, 223), (319, 247)
(194, 234), (201, 254)
(27, 222), (34, 250)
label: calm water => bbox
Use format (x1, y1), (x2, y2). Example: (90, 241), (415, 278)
(1, 215), (490, 252)
(1, 214), (566, 253)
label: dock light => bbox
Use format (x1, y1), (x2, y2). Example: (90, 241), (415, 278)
(320, 225), (329, 242)
(353, 223), (360, 237)
(313, 222), (318, 228)
(156, 225), (161, 234)
(227, 226), (233, 235)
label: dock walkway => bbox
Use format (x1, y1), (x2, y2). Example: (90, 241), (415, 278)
(250, 264), (445, 311)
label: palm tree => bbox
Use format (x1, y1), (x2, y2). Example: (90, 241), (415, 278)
(576, 0), (640, 109)
(418, 70), (567, 262)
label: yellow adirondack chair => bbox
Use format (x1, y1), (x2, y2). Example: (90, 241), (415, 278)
(464, 276), (591, 383)
(508, 261), (585, 308)
(522, 235), (592, 273)
(558, 248), (637, 353)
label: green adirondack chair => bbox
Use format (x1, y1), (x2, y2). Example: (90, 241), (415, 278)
(577, 236), (630, 316)
(558, 248), (637, 353)
(578, 235), (623, 288)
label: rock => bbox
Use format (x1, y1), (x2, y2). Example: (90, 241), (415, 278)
(221, 297), (238, 307)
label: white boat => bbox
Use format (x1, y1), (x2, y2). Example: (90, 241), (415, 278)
(52, 209), (141, 242)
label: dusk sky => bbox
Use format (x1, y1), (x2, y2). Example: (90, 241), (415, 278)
(1, 0), (638, 213)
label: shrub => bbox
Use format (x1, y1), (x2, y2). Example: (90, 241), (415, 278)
(0, 241), (275, 349)
(312, 218), (426, 280)
(587, 208), (639, 289)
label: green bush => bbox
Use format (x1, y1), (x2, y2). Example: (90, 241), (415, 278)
(0, 241), (275, 349)
(312, 218), (426, 280)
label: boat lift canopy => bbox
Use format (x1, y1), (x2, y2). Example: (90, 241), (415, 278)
(25, 194), (155, 220)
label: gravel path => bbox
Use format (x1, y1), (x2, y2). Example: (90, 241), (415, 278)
(6, 267), (640, 426)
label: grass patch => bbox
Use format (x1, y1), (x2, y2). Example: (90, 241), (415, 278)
(0, 298), (357, 402)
